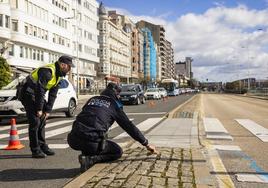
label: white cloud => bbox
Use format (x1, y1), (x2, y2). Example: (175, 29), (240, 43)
(107, 5), (268, 81)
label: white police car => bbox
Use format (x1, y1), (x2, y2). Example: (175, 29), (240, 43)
(0, 76), (77, 121)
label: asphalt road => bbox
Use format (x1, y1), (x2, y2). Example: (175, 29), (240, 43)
(199, 94), (268, 188)
(0, 94), (194, 188)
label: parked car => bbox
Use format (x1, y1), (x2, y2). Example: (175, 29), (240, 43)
(119, 84), (145, 105)
(144, 88), (161, 100)
(158, 87), (167, 98)
(0, 76), (77, 121)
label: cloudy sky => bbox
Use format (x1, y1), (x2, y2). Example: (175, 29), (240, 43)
(100, 0), (268, 82)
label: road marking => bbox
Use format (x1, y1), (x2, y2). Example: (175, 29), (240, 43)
(0, 144), (7, 149)
(114, 118), (162, 140)
(21, 125), (72, 140)
(0, 119), (54, 132)
(0, 134), (10, 139)
(48, 144), (69, 149)
(235, 119), (268, 142)
(126, 112), (166, 115)
(203, 118), (233, 140)
(212, 145), (241, 151)
(200, 97), (234, 187)
(234, 150), (268, 183)
(109, 118), (134, 130)
(0, 120), (73, 140)
(236, 174), (268, 183)
(0, 123), (28, 131)
(203, 140), (235, 188)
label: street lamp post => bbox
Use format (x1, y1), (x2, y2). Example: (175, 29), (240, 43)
(65, 13), (79, 96)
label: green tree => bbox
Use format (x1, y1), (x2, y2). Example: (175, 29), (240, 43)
(0, 56), (12, 89)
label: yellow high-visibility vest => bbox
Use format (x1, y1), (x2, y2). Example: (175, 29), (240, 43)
(30, 63), (61, 90)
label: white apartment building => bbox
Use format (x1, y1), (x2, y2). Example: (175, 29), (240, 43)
(0, 0), (99, 91)
(98, 3), (131, 88)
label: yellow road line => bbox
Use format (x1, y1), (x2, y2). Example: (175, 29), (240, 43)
(200, 94), (235, 188)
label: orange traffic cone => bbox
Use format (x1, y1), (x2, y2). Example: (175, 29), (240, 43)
(5, 118), (25, 150)
(148, 101), (156, 108)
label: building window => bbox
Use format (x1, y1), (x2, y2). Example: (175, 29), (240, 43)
(0, 14), (3, 27)
(24, 24), (28, 34)
(33, 49), (36, 60)
(41, 51), (44, 61)
(11, 19), (18, 31)
(25, 47), (28, 58)
(8, 44), (14, 56)
(20, 46), (24, 57)
(10, 0), (18, 9)
(5, 15), (10, 28)
(37, 50), (40, 60)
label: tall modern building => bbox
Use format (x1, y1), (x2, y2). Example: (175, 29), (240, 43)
(142, 28), (157, 83)
(136, 20), (174, 81)
(0, 0), (99, 91)
(166, 40), (175, 78)
(98, 4), (131, 88)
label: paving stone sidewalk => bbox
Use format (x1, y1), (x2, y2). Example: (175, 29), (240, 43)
(65, 94), (217, 188)
(82, 147), (196, 188)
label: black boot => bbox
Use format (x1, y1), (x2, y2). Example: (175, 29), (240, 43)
(42, 147), (55, 156)
(78, 154), (97, 173)
(32, 150), (47, 158)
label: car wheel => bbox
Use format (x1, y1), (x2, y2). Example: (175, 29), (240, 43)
(136, 97), (141, 105)
(65, 99), (76, 117)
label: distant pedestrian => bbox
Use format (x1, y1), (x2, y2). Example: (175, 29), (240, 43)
(67, 82), (157, 172)
(19, 55), (74, 158)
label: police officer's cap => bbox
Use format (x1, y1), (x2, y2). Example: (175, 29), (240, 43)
(58, 55), (75, 67)
(107, 82), (121, 93)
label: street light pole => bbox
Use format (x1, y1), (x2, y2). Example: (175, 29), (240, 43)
(65, 6), (79, 96)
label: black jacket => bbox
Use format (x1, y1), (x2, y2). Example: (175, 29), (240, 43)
(24, 62), (63, 112)
(69, 88), (148, 146)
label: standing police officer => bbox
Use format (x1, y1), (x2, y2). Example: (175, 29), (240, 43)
(67, 82), (157, 172)
(21, 55), (74, 158)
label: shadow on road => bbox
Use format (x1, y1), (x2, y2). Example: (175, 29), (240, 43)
(0, 168), (79, 181)
(0, 154), (32, 159)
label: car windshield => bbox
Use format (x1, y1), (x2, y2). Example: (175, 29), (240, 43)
(1, 76), (25, 90)
(146, 88), (158, 92)
(121, 85), (137, 92)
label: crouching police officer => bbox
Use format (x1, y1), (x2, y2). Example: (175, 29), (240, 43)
(67, 82), (157, 172)
(20, 55), (74, 158)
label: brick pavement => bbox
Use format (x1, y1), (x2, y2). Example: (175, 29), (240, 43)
(64, 94), (218, 188)
(82, 147), (196, 188)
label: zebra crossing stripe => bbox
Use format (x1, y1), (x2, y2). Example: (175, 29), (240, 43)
(21, 125), (72, 140)
(0, 123), (28, 132)
(212, 145), (241, 151)
(48, 144), (69, 149)
(109, 118), (134, 130)
(0, 120), (73, 140)
(114, 118), (162, 140)
(203, 118), (233, 140)
(235, 119), (268, 142)
(236, 174), (268, 183)
(0, 144), (7, 149)
(0, 119), (54, 132)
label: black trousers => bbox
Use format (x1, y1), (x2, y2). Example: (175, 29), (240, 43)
(21, 94), (48, 153)
(67, 133), (123, 163)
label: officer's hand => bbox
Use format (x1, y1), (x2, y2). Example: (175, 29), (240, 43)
(44, 112), (49, 119)
(37, 111), (43, 117)
(146, 144), (158, 155)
